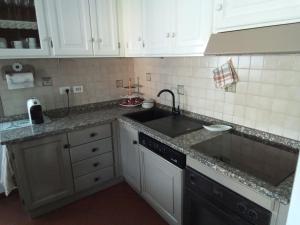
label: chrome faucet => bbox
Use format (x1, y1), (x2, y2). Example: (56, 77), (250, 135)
(157, 89), (180, 115)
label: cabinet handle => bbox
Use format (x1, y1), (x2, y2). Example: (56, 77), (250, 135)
(142, 41), (145, 48)
(172, 32), (176, 38)
(94, 177), (100, 182)
(216, 3), (223, 11)
(138, 37), (142, 42)
(93, 162), (100, 167)
(166, 33), (170, 38)
(90, 38), (95, 42)
(133, 140), (138, 145)
(90, 132), (97, 138)
(92, 148), (98, 153)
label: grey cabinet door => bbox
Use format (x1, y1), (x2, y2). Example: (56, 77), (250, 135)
(11, 134), (74, 210)
(119, 124), (141, 192)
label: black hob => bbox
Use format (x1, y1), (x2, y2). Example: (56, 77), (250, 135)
(191, 132), (298, 186)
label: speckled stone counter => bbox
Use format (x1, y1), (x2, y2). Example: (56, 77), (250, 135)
(1, 102), (299, 205)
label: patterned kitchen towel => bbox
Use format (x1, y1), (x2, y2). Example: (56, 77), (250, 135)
(213, 58), (239, 88)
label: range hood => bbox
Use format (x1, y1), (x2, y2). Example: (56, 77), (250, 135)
(205, 23), (300, 55)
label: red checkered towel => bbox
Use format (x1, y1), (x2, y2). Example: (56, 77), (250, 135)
(213, 59), (238, 88)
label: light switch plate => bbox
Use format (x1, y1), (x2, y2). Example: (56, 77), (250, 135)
(146, 73), (151, 81)
(116, 80), (123, 88)
(177, 85), (184, 95)
(73, 85), (83, 93)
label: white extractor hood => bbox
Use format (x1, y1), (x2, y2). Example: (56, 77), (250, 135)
(205, 23), (300, 55)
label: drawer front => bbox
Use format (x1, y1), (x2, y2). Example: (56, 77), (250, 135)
(70, 138), (112, 163)
(72, 152), (114, 178)
(68, 124), (111, 146)
(74, 167), (114, 192)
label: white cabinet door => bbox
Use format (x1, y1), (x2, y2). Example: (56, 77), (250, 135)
(46, 0), (93, 56)
(214, 0), (300, 32)
(122, 0), (144, 56)
(173, 0), (213, 55)
(140, 146), (182, 225)
(120, 124), (141, 192)
(90, 0), (120, 56)
(142, 0), (174, 55)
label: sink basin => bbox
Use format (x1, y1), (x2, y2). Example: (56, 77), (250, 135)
(124, 108), (172, 123)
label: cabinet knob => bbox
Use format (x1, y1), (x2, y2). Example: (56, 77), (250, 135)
(94, 177), (100, 182)
(64, 144), (70, 149)
(93, 162), (100, 167)
(216, 3), (223, 11)
(133, 140), (138, 145)
(92, 148), (98, 153)
(90, 132), (97, 138)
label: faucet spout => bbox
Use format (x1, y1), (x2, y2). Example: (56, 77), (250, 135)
(157, 89), (180, 115)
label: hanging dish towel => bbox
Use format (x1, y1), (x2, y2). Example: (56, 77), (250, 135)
(0, 145), (17, 196)
(213, 59), (238, 88)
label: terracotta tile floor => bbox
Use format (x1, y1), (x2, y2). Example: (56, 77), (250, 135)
(0, 182), (168, 225)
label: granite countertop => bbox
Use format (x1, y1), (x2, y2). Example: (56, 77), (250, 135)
(1, 102), (299, 205)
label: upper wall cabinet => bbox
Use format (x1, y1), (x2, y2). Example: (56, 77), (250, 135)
(0, 0), (50, 59)
(46, 0), (93, 56)
(46, 0), (119, 57)
(142, 0), (213, 56)
(90, 0), (120, 56)
(121, 0), (213, 57)
(122, 0), (144, 56)
(214, 0), (300, 33)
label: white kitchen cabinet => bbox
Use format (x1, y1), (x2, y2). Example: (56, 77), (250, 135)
(121, 0), (144, 56)
(90, 0), (120, 56)
(214, 0), (300, 32)
(119, 124), (141, 192)
(142, 0), (175, 55)
(46, 0), (119, 57)
(0, 1), (50, 59)
(140, 145), (183, 225)
(141, 0), (212, 56)
(46, 0), (93, 56)
(174, 0), (213, 55)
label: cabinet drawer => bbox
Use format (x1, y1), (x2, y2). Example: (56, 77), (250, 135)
(72, 152), (114, 178)
(74, 167), (114, 192)
(70, 138), (113, 163)
(68, 124), (111, 146)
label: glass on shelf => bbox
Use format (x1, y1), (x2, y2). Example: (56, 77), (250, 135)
(0, 0), (41, 50)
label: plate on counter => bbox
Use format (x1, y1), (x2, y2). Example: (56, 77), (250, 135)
(203, 124), (232, 132)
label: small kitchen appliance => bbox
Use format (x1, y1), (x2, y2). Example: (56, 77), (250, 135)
(27, 98), (44, 124)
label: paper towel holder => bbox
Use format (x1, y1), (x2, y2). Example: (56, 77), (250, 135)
(1, 63), (35, 80)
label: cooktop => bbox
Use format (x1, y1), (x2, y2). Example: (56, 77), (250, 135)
(191, 131), (298, 186)
(143, 115), (207, 138)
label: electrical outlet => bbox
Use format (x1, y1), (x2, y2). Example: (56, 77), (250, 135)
(73, 85), (84, 93)
(59, 86), (71, 95)
(225, 84), (236, 93)
(177, 85), (184, 95)
(146, 73), (151, 81)
(116, 80), (123, 88)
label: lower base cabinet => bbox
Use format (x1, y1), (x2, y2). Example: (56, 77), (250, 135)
(140, 146), (183, 225)
(11, 134), (74, 210)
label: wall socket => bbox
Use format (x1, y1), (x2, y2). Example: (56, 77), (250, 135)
(116, 80), (123, 88)
(73, 85), (84, 93)
(59, 86), (71, 95)
(177, 85), (185, 95)
(146, 73), (151, 81)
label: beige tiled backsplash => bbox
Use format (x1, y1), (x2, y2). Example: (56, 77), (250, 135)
(0, 55), (299, 141)
(133, 55), (300, 141)
(0, 58), (133, 116)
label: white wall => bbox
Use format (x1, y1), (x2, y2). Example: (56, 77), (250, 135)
(286, 159), (300, 225)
